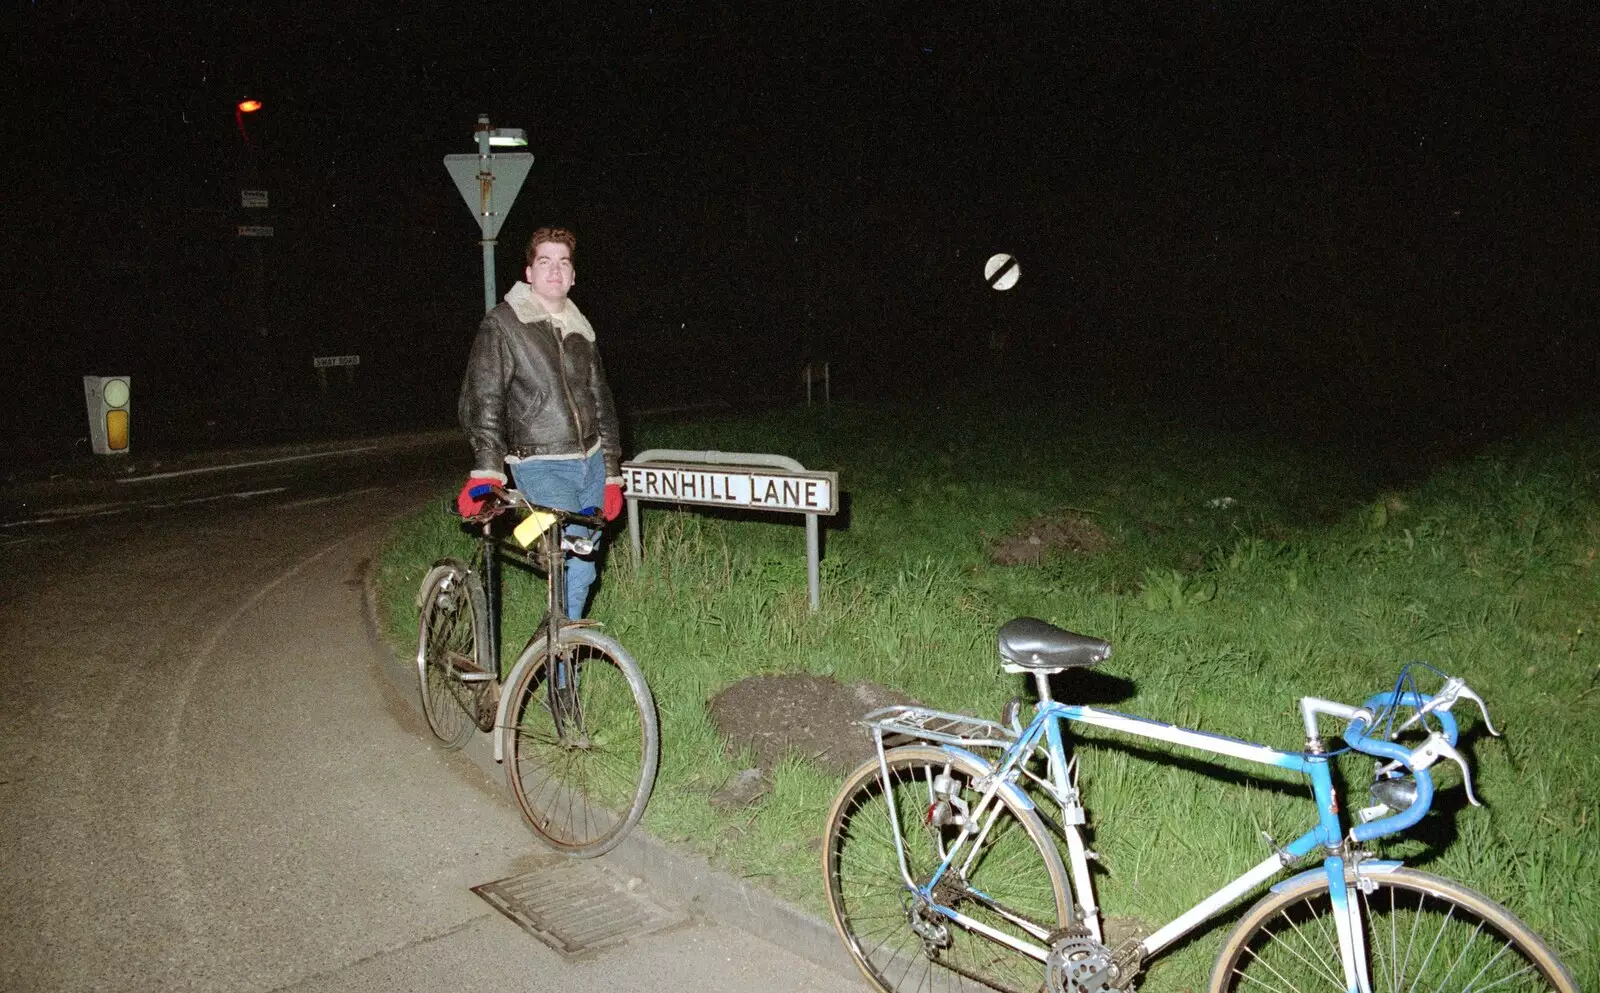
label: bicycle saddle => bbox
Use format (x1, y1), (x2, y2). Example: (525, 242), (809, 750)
(998, 617), (1111, 673)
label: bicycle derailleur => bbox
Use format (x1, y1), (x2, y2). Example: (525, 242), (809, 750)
(903, 890), (951, 950)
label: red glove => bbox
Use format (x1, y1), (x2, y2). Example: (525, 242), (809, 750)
(603, 482), (625, 522)
(457, 472), (506, 518)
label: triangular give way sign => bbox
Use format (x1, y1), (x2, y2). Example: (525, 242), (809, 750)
(443, 152), (534, 240)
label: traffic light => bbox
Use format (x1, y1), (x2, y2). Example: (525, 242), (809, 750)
(83, 376), (131, 454)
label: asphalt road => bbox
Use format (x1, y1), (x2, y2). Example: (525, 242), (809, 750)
(0, 433), (851, 993)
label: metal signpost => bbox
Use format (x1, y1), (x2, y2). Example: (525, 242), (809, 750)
(621, 450), (839, 611)
(444, 115), (534, 313)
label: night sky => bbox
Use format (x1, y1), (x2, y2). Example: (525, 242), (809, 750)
(6, 3), (1596, 463)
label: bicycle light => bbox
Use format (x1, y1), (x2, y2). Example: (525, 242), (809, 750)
(1371, 776), (1418, 813)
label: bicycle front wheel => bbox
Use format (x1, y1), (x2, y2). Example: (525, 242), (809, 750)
(501, 628), (658, 857)
(824, 745), (1073, 993)
(1210, 866), (1577, 993)
(415, 559), (489, 751)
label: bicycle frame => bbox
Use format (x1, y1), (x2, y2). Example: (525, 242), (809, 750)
(868, 689), (1392, 993)
(485, 501), (606, 764)
(467, 506), (572, 670)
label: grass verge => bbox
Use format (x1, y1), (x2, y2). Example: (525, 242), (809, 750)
(377, 401), (1598, 990)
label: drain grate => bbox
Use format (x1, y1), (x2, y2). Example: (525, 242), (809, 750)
(472, 857), (688, 959)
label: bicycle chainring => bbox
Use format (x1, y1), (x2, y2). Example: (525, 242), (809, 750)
(1046, 934), (1118, 993)
(473, 682), (498, 733)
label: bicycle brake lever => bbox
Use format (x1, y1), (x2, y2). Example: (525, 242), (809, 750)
(1392, 676), (1500, 738)
(1455, 681), (1501, 737)
(1409, 733), (1483, 807)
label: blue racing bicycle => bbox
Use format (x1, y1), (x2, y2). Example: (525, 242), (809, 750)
(822, 617), (1577, 993)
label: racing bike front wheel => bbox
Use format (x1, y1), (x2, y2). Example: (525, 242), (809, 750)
(1210, 865), (1577, 993)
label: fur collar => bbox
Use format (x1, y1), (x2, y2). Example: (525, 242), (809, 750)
(504, 281), (595, 341)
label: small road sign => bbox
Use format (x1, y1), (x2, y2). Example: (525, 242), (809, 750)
(312, 355), (360, 368)
(241, 189), (269, 208)
(985, 252), (1021, 290)
(237, 225), (274, 238)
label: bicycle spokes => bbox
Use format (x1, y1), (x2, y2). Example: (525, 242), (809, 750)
(547, 650), (591, 748)
(504, 629), (659, 857)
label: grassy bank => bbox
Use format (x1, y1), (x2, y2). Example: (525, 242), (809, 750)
(376, 402), (1598, 989)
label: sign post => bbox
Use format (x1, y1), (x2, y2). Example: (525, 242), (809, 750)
(445, 116), (533, 313)
(621, 450), (839, 611)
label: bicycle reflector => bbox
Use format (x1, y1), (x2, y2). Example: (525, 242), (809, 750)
(83, 375), (131, 454)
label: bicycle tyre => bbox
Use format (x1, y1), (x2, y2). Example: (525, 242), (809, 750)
(1210, 865), (1577, 993)
(415, 559), (489, 751)
(823, 745), (1074, 993)
(501, 628), (658, 857)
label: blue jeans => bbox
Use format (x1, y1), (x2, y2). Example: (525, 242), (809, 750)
(508, 449), (606, 619)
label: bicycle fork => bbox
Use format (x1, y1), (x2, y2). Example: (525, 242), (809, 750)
(548, 646), (590, 748)
(1324, 854), (1376, 993)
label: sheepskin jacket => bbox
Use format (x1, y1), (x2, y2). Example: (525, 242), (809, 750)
(458, 282), (622, 478)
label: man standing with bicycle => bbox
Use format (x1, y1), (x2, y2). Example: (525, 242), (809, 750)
(457, 226), (625, 619)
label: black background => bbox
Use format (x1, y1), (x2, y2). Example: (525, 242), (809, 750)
(6, 3), (1595, 464)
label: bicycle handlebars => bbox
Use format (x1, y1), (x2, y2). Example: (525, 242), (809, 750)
(465, 485), (606, 532)
(1338, 678), (1499, 843)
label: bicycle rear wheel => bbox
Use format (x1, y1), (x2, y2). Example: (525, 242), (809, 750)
(823, 745), (1073, 993)
(415, 559), (489, 751)
(1210, 866), (1577, 993)
(501, 628), (658, 857)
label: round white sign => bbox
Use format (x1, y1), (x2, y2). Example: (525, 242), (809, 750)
(102, 378), (130, 408)
(984, 253), (1020, 291)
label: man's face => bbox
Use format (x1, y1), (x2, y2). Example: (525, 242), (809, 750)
(526, 241), (575, 306)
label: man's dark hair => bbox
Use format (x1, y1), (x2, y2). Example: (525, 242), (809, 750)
(526, 227), (576, 265)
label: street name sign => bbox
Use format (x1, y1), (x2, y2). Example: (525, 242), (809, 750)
(237, 225), (274, 237)
(312, 355), (360, 368)
(443, 152), (534, 239)
(621, 462), (838, 515)
(241, 189), (269, 208)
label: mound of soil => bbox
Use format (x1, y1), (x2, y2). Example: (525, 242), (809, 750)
(987, 512), (1114, 566)
(708, 674), (918, 780)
